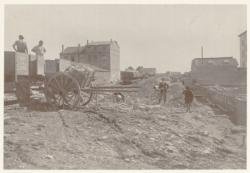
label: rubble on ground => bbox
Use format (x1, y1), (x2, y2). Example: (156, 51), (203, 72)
(4, 75), (246, 169)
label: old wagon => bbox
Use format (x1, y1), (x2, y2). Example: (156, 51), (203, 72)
(5, 52), (139, 108)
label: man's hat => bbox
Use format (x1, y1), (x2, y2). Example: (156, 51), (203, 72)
(19, 35), (24, 39)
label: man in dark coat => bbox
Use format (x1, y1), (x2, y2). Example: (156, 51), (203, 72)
(158, 78), (169, 104)
(183, 86), (193, 112)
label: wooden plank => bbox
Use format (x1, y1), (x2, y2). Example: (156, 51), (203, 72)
(92, 86), (140, 89)
(82, 89), (138, 92)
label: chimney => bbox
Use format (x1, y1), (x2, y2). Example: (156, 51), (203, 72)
(201, 46), (203, 64)
(62, 44), (64, 53)
(110, 39), (113, 42)
(87, 40), (89, 45)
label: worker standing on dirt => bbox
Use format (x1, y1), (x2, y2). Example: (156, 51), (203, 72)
(158, 78), (169, 104)
(183, 86), (194, 112)
(12, 35), (28, 53)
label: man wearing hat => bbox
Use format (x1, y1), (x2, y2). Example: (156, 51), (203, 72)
(12, 35), (28, 53)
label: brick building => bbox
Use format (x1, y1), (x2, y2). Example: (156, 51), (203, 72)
(190, 57), (242, 85)
(60, 40), (120, 82)
(239, 31), (247, 68)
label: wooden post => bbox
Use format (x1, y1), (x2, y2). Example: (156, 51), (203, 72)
(201, 46), (204, 64)
(62, 44), (64, 53)
(78, 44), (80, 62)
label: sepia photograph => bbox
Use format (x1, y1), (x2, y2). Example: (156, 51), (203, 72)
(2, 2), (247, 170)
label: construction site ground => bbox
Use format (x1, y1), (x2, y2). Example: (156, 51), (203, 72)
(4, 75), (246, 169)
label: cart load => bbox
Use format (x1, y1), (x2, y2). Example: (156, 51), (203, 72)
(44, 62), (95, 109)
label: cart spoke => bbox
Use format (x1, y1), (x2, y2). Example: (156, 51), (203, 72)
(64, 79), (75, 91)
(54, 78), (62, 91)
(45, 72), (81, 109)
(48, 83), (59, 93)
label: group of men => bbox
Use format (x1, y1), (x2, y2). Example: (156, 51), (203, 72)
(157, 78), (194, 112)
(12, 35), (46, 57)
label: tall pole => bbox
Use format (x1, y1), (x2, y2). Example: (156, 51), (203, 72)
(78, 44), (80, 62)
(62, 44), (64, 53)
(201, 46), (203, 64)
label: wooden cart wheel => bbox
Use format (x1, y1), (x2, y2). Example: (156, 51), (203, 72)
(79, 83), (93, 106)
(44, 72), (80, 109)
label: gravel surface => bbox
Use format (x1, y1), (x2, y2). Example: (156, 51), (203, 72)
(4, 78), (246, 169)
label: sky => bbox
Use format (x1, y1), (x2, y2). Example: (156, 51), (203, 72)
(4, 5), (246, 73)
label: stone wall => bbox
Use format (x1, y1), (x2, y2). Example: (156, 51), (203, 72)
(191, 65), (241, 85)
(195, 85), (247, 126)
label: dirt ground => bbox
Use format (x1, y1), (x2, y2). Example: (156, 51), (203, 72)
(4, 76), (246, 169)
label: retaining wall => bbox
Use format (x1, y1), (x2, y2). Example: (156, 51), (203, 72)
(197, 85), (247, 126)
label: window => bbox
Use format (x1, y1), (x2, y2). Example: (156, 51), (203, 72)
(207, 60), (216, 65)
(195, 60), (201, 65)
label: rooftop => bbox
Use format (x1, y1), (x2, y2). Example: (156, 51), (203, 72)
(238, 30), (247, 37)
(192, 57), (238, 67)
(62, 40), (119, 54)
(193, 57), (234, 61)
(87, 41), (112, 46)
(62, 46), (85, 54)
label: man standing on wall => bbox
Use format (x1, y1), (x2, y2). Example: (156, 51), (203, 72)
(32, 40), (46, 56)
(12, 35), (28, 54)
(13, 35), (30, 106)
(32, 40), (46, 76)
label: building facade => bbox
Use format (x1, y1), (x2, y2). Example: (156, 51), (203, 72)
(60, 40), (120, 82)
(239, 31), (247, 68)
(191, 57), (241, 85)
(141, 68), (156, 76)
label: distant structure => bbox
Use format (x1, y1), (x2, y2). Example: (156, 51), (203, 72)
(190, 57), (241, 85)
(238, 31), (247, 68)
(141, 68), (156, 76)
(60, 40), (120, 82)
